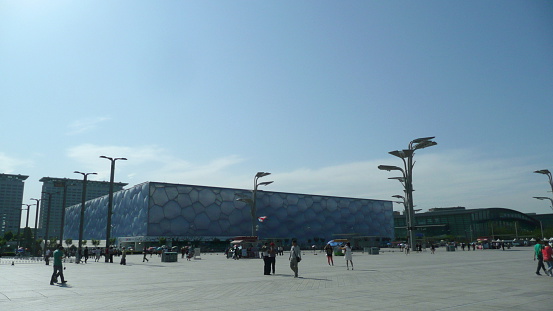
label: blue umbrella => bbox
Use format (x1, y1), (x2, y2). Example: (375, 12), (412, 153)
(327, 240), (343, 247)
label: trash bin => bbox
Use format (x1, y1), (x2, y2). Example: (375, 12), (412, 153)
(446, 245), (455, 252)
(161, 252), (178, 262)
(369, 247), (379, 255)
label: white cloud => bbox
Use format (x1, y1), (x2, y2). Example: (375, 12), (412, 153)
(67, 116), (111, 135)
(0, 152), (33, 173)
(269, 149), (545, 214)
(64, 144), (548, 214)
(66, 144), (245, 185)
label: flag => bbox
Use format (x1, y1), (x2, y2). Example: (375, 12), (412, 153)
(258, 216), (267, 222)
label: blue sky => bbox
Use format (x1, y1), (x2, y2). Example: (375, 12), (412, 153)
(1, 1), (552, 226)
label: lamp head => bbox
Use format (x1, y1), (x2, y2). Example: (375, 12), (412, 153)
(534, 169), (551, 175)
(256, 172), (271, 178)
(378, 165), (404, 172)
(388, 177), (406, 182)
(389, 149), (414, 159)
(258, 181), (273, 187)
(411, 136), (435, 144)
(413, 140), (437, 150)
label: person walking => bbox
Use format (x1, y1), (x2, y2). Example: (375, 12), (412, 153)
(50, 245), (67, 285)
(142, 246), (149, 262)
(45, 248), (51, 265)
(542, 240), (553, 276)
(289, 240), (301, 278)
(324, 243), (334, 266)
(344, 242), (353, 270)
(534, 239), (548, 276)
(84, 246), (89, 264)
(120, 247), (127, 265)
(269, 242), (277, 274)
(95, 248), (101, 262)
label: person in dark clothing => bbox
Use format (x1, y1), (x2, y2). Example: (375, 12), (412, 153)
(261, 243), (270, 275)
(84, 247), (89, 263)
(143, 246), (149, 262)
(269, 242), (277, 274)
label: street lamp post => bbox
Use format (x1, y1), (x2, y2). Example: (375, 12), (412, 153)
(100, 155), (127, 261)
(379, 136), (437, 251)
(41, 191), (58, 256)
(392, 194), (411, 243)
(236, 172), (273, 237)
(252, 172), (273, 237)
(534, 169), (553, 215)
(30, 198), (40, 256)
(53, 179), (72, 246)
(21, 204), (33, 228)
(392, 194), (410, 240)
(18, 204), (34, 248)
(74, 171), (97, 264)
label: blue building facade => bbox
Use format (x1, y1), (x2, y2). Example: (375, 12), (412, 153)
(64, 182), (394, 244)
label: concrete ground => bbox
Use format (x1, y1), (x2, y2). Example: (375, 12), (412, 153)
(0, 247), (551, 311)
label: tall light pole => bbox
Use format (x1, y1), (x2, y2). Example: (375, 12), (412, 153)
(41, 191), (58, 256)
(392, 194), (410, 241)
(30, 198), (40, 256)
(74, 171), (97, 264)
(100, 155), (127, 261)
(18, 204), (34, 249)
(534, 169), (553, 217)
(379, 136), (437, 251)
(21, 204), (33, 228)
(236, 172), (273, 237)
(252, 172), (273, 237)
(53, 179), (73, 245)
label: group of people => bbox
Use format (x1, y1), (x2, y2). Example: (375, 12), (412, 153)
(258, 241), (354, 278)
(261, 242), (278, 275)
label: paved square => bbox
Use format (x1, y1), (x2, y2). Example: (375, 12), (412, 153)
(0, 247), (551, 310)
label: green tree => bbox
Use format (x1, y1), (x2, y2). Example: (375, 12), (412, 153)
(35, 239), (43, 256)
(82, 240), (87, 246)
(65, 239), (73, 248)
(3, 231), (14, 242)
(0, 238), (6, 255)
(22, 227), (33, 250)
(92, 239), (100, 247)
(159, 237), (167, 246)
(109, 238), (116, 246)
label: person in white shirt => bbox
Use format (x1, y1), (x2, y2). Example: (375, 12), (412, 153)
(344, 242), (353, 270)
(289, 240), (301, 278)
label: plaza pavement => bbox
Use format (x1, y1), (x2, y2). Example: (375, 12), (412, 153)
(0, 247), (551, 311)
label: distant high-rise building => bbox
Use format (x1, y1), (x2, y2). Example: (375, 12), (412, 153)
(39, 177), (127, 241)
(0, 174), (29, 235)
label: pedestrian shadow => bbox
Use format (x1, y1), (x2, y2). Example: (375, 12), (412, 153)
(276, 275), (331, 281)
